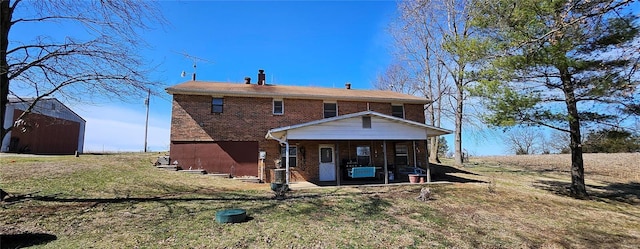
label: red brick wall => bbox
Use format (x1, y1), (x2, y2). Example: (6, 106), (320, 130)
(170, 93), (428, 181)
(404, 104), (426, 123)
(10, 110), (80, 154)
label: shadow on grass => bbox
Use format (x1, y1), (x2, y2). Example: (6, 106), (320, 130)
(431, 164), (485, 183)
(0, 233), (57, 249)
(313, 164), (485, 186)
(533, 180), (640, 205)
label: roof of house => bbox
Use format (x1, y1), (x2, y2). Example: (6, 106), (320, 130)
(266, 110), (452, 140)
(166, 81), (431, 105)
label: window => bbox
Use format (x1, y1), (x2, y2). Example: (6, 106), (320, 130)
(395, 144), (409, 166)
(392, 105), (404, 118)
(356, 146), (371, 165)
(324, 102), (337, 118)
(280, 146), (297, 167)
(273, 99), (284, 114)
(320, 148), (333, 163)
(211, 98), (224, 113)
(362, 116), (371, 129)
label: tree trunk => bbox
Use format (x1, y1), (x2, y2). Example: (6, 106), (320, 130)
(427, 101), (441, 163)
(429, 136), (441, 163)
(454, 87), (464, 166)
(560, 67), (588, 198)
(1, 0), (12, 142)
(1, 0), (12, 198)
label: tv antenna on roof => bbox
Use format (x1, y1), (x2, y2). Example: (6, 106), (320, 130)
(173, 51), (214, 81)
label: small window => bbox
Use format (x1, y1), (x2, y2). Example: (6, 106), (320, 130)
(324, 103), (337, 118)
(392, 105), (404, 118)
(212, 98), (224, 113)
(395, 144), (409, 166)
(280, 146), (297, 167)
(356, 146), (371, 165)
(320, 148), (333, 163)
(273, 100), (283, 115)
(362, 116), (371, 129)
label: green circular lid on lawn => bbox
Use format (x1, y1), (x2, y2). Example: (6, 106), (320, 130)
(216, 209), (247, 224)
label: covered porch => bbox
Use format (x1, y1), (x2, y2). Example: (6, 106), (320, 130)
(265, 111), (452, 186)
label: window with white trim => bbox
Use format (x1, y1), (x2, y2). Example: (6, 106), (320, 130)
(273, 99), (284, 115)
(324, 102), (337, 118)
(280, 146), (297, 167)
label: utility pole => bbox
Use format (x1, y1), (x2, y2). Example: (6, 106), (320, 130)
(144, 88), (150, 152)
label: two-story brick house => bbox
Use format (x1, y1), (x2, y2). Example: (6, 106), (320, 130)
(166, 70), (451, 185)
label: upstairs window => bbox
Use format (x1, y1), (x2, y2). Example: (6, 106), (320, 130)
(273, 99), (284, 115)
(392, 105), (404, 118)
(324, 102), (337, 118)
(212, 98), (224, 113)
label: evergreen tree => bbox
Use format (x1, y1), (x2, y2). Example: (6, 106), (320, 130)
(470, 0), (639, 197)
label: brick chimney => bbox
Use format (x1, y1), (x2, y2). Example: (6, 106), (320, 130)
(345, 82), (351, 89)
(244, 77), (251, 84)
(258, 69), (265, 85)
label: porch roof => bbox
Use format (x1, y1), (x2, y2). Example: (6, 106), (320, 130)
(265, 111), (452, 141)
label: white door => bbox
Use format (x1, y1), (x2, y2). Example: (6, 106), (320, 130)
(319, 144), (336, 181)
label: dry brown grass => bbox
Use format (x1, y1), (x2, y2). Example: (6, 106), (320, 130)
(473, 153), (640, 183)
(1, 153), (639, 248)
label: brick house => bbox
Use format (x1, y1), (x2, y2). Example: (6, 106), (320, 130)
(166, 70), (451, 185)
(1, 98), (86, 155)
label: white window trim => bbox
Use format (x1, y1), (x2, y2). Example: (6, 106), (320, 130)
(273, 99), (284, 115)
(281, 145), (297, 167)
(323, 101), (338, 118)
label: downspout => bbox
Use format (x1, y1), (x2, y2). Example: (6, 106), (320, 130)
(266, 131), (290, 185)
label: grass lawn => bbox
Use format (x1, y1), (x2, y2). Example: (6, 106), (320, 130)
(1, 152), (639, 248)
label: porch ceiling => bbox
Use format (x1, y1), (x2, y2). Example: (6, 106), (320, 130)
(265, 111), (452, 141)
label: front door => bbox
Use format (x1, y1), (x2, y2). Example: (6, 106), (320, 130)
(318, 144), (336, 181)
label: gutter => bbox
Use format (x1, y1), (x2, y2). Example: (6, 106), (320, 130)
(265, 130), (290, 185)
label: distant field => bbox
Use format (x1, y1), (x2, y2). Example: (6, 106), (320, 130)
(473, 153), (640, 183)
(1, 153), (639, 248)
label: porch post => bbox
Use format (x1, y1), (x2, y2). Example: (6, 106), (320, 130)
(425, 140), (431, 183)
(285, 143), (290, 185)
(336, 143), (341, 186)
(412, 141), (418, 168)
(383, 140), (388, 184)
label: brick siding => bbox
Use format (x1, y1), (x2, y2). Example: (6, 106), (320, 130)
(170, 93), (428, 181)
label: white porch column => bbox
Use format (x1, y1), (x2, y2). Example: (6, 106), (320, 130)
(383, 140), (388, 184)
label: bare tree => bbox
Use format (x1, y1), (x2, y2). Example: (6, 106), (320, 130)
(1, 0), (166, 198)
(382, 0), (487, 165)
(1, 0), (166, 142)
(381, 0), (455, 163)
(503, 128), (542, 155)
(374, 61), (414, 94)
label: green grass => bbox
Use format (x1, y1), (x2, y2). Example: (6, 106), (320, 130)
(2, 153), (639, 248)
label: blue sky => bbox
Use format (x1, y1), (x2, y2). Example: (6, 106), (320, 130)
(9, 0), (507, 155)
